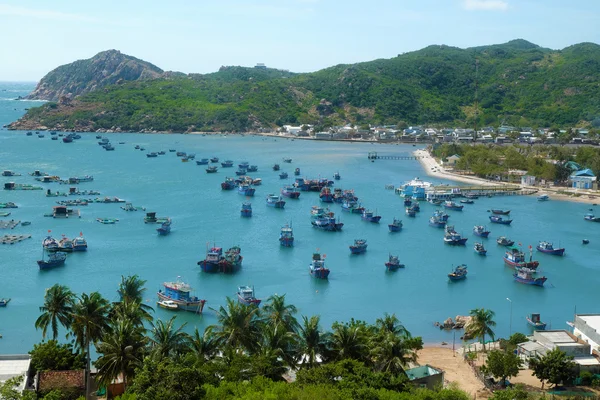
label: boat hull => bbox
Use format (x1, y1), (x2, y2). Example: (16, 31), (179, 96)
(536, 246), (565, 256)
(513, 275), (546, 286)
(157, 292), (205, 313)
(385, 262), (404, 271)
(388, 224), (402, 232)
(310, 268), (330, 279)
(503, 257), (539, 269)
(474, 231), (490, 238)
(349, 246), (367, 254)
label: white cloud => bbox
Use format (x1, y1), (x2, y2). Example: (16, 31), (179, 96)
(462, 0), (509, 11)
(0, 4), (102, 22)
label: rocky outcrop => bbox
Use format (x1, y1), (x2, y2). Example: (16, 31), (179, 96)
(25, 50), (163, 101)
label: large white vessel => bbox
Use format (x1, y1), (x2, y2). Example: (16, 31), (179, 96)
(395, 177), (432, 200)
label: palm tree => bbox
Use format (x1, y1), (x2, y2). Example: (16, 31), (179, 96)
(371, 334), (423, 374)
(111, 300), (153, 330)
(467, 308), (497, 351)
(257, 322), (298, 368)
(149, 316), (190, 360)
(95, 318), (146, 391)
(209, 297), (263, 353)
(296, 315), (329, 369)
(71, 292), (111, 399)
(329, 322), (369, 363)
(117, 274), (147, 303)
(262, 294), (299, 332)
(34, 284), (75, 340)
(375, 313), (410, 338)
(189, 327), (219, 361)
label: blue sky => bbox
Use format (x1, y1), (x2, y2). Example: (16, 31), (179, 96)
(1, 0), (598, 81)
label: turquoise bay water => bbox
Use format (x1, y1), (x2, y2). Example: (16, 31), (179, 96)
(1, 82), (599, 354)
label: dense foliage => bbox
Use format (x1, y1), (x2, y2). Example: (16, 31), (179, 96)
(529, 348), (577, 389)
(13, 40), (600, 132)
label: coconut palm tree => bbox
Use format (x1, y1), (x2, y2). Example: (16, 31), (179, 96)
(34, 284), (75, 340)
(117, 274), (148, 303)
(189, 327), (219, 361)
(296, 315), (329, 369)
(262, 294), (299, 332)
(329, 322), (370, 363)
(375, 313), (410, 338)
(209, 297), (263, 353)
(371, 333), (423, 374)
(95, 318), (146, 391)
(467, 308), (497, 351)
(149, 316), (190, 360)
(111, 300), (153, 330)
(71, 292), (111, 399)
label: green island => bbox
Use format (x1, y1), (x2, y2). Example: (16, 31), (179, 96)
(1, 275), (597, 400)
(10, 39), (600, 133)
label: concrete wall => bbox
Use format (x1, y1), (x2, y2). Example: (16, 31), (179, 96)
(574, 315), (600, 352)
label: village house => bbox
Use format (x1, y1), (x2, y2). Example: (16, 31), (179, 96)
(569, 169), (597, 189)
(572, 314), (600, 353)
(0, 354), (34, 395)
(443, 154), (461, 166)
(405, 365), (444, 390)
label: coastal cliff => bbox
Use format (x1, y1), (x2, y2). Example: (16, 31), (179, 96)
(24, 50), (163, 102)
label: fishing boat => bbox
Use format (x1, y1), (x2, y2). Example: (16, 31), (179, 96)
(513, 268), (547, 287)
(333, 172), (341, 180)
(146, 152), (158, 158)
(157, 300), (179, 310)
(196, 158), (209, 165)
(537, 193), (549, 201)
(460, 199), (474, 204)
(42, 235), (59, 251)
(198, 245), (224, 273)
(238, 184), (255, 196)
(240, 202), (252, 217)
(235, 168), (247, 176)
(503, 246), (539, 269)
(584, 213), (600, 222)
(443, 201), (463, 211)
(72, 234), (88, 251)
(403, 195), (412, 207)
(210, 157), (219, 163)
(0, 298), (11, 307)
(474, 242), (487, 255)
(490, 209), (510, 215)
(97, 217), (119, 224)
(473, 225), (490, 238)
(220, 246), (243, 273)
(252, 178), (262, 186)
(247, 165), (258, 172)
(279, 172), (288, 179)
(157, 278), (206, 313)
(429, 215), (446, 228)
(283, 157), (292, 163)
(38, 251), (67, 270)
(272, 164), (280, 171)
(385, 254), (404, 271)
(319, 187), (333, 203)
(465, 193), (479, 199)
(311, 216), (344, 231)
(361, 209), (381, 223)
(58, 236), (74, 252)
(406, 207), (416, 217)
(221, 160), (234, 167)
(434, 210), (449, 222)
(238, 161), (250, 169)
(281, 186), (300, 199)
(157, 219), (172, 235)
(266, 194), (285, 208)
(536, 241), (565, 256)
(443, 226), (468, 246)
(279, 223), (294, 247)
(0, 211), (10, 217)
(388, 218), (403, 232)
(294, 168), (300, 176)
(489, 215), (512, 225)
(497, 236), (515, 246)
(349, 239), (368, 254)
(221, 177), (236, 190)
(237, 285), (261, 305)
(206, 166), (218, 173)
(341, 200), (364, 214)
(309, 252), (329, 279)
(526, 313), (547, 330)
(448, 265), (468, 281)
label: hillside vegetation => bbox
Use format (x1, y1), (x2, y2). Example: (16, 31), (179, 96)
(11, 40), (600, 132)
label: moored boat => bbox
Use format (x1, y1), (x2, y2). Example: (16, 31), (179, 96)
(238, 184), (255, 197)
(210, 157), (219, 163)
(157, 300), (179, 310)
(38, 252), (67, 270)
(279, 223), (294, 247)
(221, 177), (236, 190)
(157, 219), (172, 235)
(460, 199), (474, 204)
(474, 242), (487, 255)
(406, 207), (416, 217)
(311, 216), (344, 231)
(473, 225), (490, 238)
(537, 193), (549, 201)
(294, 167), (300, 176)
(72, 234), (88, 251)
(489, 215), (512, 225)
(536, 241), (565, 256)
(198, 245), (224, 273)
(526, 313), (547, 330)
(385, 254), (404, 271)
(42, 235), (59, 251)
(266, 194), (285, 208)
(0, 298), (11, 307)
(349, 239), (367, 254)
(240, 202), (252, 217)
(497, 236), (515, 246)
(237, 285), (261, 305)
(490, 209), (510, 215)
(97, 218), (119, 224)
(157, 277), (206, 313)
(283, 157), (292, 163)
(361, 209), (381, 223)
(206, 166), (218, 173)
(584, 213), (600, 222)
(309, 251), (329, 279)
(196, 158), (209, 165)
(279, 172), (288, 179)
(448, 264), (468, 281)
(429, 215), (446, 228)
(503, 246), (539, 269)
(272, 164), (280, 171)
(443, 201), (463, 211)
(388, 218), (403, 232)
(221, 160), (234, 167)
(319, 187), (333, 203)
(281, 186), (300, 199)
(58, 236), (74, 252)
(513, 268), (547, 287)
(333, 172), (341, 180)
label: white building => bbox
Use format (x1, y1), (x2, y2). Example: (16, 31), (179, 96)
(0, 355), (33, 393)
(573, 314), (600, 353)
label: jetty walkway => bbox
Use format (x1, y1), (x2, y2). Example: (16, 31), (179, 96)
(368, 152), (423, 161)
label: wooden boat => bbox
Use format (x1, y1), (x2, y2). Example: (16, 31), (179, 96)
(497, 236), (515, 246)
(240, 202), (252, 217)
(361, 209), (381, 223)
(294, 167), (300, 176)
(503, 246), (539, 269)
(473, 225), (490, 238)
(72, 234), (88, 251)
(443, 201), (463, 211)
(536, 241), (565, 256)
(196, 158), (209, 165)
(513, 268), (546, 287)
(489, 215), (512, 225)
(333, 172), (341, 180)
(221, 160), (234, 167)
(429, 215), (446, 228)
(266, 194), (285, 208)
(221, 177), (236, 190)
(272, 164), (280, 171)
(406, 207), (416, 217)
(537, 194), (549, 201)
(157, 219), (172, 235)
(443, 225), (468, 246)
(526, 313), (547, 330)
(460, 199), (474, 204)
(38, 251), (67, 270)
(283, 157), (292, 163)
(237, 285), (261, 306)
(388, 218), (403, 232)
(309, 251), (329, 279)
(157, 300), (179, 310)
(210, 157), (219, 163)
(146, 152), (158, 158)
(448, 264), (468, 281)
(206, 166), (218, 173)
(349, 239), (368, 254)
(279, 172), (288, 179)
(281, 186), (300, 199)
(0, 298), (11, 307)
(279, 223), (294, 247)
(474, 242), (487, 255)
(385, 254), (404, 271)
(157, 278), (206, 313)
(489, 209), (510, 215)
(238, 184), (255, 197)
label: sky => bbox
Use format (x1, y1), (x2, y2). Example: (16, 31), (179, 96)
(0, 0), (599, 81)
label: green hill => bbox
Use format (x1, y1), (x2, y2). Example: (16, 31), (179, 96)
(10, 40), (600, 132)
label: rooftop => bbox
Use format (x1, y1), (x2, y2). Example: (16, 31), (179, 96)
(0, 355), (31, 392)
(405, 365), (443, 380)
(579, 314), (600, 331)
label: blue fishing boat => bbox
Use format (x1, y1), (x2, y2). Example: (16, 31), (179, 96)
(526, 313), (547, 330)
(279, 223), (294, 247)
(333, 172), (341, 180)
(443, 201), (463, 211)
(434, 210), (449, 222)
(341, 200), (364, 214)
(513, 267), (547, 287)
(235, 168), (247, 176)
(294, 167), (300, 176)
(537, 193), (549, 201)
(584, 213), (600, 222)
(448, 264), (468, 281)
(266, 194), (285, 208)
(58, 236), (74, 252)
(146, 152), (158, 158)
(240, 202), (252, 217)
(503, 246), (539, 269)
(496, 236), (515, 246)
(157, 219), (172, 235)
(311, 216), (344, 231)
(489, 215), (512, 225)
(238, 161), (250, 169)
(273, 164), (280, 171)
(157, 277), (206, 313)
(406, 207), (416, 217)
(237, 285), (261, 305)
(490, 209), (510, 215)
(279, 172), (288, 179)
(403, 195), (412, 207)
(221, 177), (236, 190)
(474, 242), (487, 255)
(206, 166), (218, 173)
(536, 241), (565, 256)
(309, 252), (330, 279)
(38, 251), (67, 270)
(460, 199), (474, 204)
(0, 298), (10, 307)
(238, 184), (255, 197)
(385, 254), (404, 271)
(361, 209), (381, 223)
(388, 218), (403, 232)
(246, 165), (258, 172)
(283, 157), (292, 163)
(42, 235), (59, 251)
(198, 245), (224, 273)
(281, 186), (300, 199)
(319, 187), (334, 203)
(210, 157), (219, 163)
(443, 226), (468, 245)
(473, 225), (490, 238)
(349, 239), (367, 254)
(196, 158), (209, 165)
(221, 160), (234, 167)
(72, 234), (88, 251)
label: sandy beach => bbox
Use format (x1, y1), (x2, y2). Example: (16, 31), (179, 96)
(414, 149), (600, 205)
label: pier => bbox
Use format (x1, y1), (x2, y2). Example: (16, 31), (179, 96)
(429, 185), (538, 197)
(368, 152), (423, 161)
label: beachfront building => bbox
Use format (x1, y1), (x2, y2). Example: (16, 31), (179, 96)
(442, 154), (461, 166)
(572, 314), (600, 353)
(569, 169), (597, 189)
(314, 132), (333, 140)
(405, 365), (444, 390)
(521, 175), (536, 186)
(0, 354), (34, 394)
